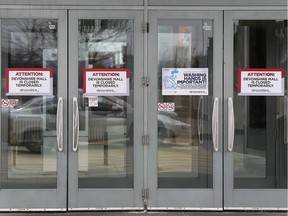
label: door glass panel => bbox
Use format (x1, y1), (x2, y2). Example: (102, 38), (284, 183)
(233, 20), (287, 188)
(1, 19), (58, 189)
(158, 20), (213, 188)
(78, 19), (134, 188)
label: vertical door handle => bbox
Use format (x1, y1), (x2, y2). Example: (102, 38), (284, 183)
(228, 97), (235, 151)
(57, 97), (64, 152)
(197, 96), (204, 144)
(212, 97), (219, 151)
(72, 97), (79, 152)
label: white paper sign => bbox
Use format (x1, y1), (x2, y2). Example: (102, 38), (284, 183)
(88, 96), (98, 107)
(83, 69), (129, 96)
(238, 68), (285, 96)
(6, 68), (53, 96)
(162, 68), (208, 95)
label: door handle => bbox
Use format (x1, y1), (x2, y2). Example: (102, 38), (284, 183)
(228, 97), (235, 151)
(56, 97), (64, 152)
(212, 97), (219, 151)
(72, 97), (79, 152)
(197, 96), (204, 144)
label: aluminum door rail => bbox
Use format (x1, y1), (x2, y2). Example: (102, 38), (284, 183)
(72, 97), (79, 152)
(212, 97), (219, 151)
(228, 97), (235, 151)
(57, 97), (64, 152)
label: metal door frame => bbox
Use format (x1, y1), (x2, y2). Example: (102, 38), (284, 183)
(0, 5), (286, 212)
(68, 9), (144, 210)
(0, 9), (68, 211)
(224, 10), (288, 210)
(147, 9), (223, 210)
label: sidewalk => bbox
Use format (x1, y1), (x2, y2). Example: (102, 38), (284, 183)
(0, 211), (287, 216)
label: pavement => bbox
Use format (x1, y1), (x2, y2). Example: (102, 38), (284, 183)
(0, 211), (287, 216)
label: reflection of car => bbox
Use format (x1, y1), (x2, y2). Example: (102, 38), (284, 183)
(83, 96), (132, 118)
(7, 96), (57, 153)
(158, 110), (190, 141)
(5, 95), (191, 153)
(85, 97), (190, 141)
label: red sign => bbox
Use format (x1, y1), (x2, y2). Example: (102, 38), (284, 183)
(238, 68), (285, 96)
(6, 68), (53, 96)
(83, 68), (130, 96)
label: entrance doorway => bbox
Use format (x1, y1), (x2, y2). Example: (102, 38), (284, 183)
(0, 8), (286, 211)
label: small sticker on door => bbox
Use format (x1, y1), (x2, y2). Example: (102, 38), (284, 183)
(158, 102), (175, 112)
(1, 99), (19, 108)
(202, 22), (212, 31)
(88, 96), (98, 107)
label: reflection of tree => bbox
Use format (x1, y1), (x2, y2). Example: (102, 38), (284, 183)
(79, 20), (130, 39)
(3, 19), (57, 68)
(78, 19), (131, 68)
(1, 19), (58, 104)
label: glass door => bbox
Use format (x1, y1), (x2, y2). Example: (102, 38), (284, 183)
(147, 10), (223, 210)
(0, 9), (67, 210)
(224, 11), (288, 210)
(68, 10), (144, 210)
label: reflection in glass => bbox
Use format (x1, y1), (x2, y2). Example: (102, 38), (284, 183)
(158, 20), (213, 188)
(233, 20), (287, 188)
(78, 19), (134, 188)
(1, 19), (58, 189)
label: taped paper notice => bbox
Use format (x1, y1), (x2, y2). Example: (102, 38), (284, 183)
(238, 68), (285, 96)
(6, 68), (53, 96)
(162, 68), (208, 95)
(83, 68), (129, 96)
(88, 96), (98, 107)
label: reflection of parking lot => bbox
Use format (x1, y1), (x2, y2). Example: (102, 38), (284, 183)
(158, 145), (198, 177)
(233, 152), (265, 178)
(5, 124), (272, 189)
(158, 136), (213, 178)
(79, 141), (130, 178)
(8, 140), (131, 179)
(106, 124), (127, 141)
(7, 145), (57, 178)
(10, 144), (202, 179)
